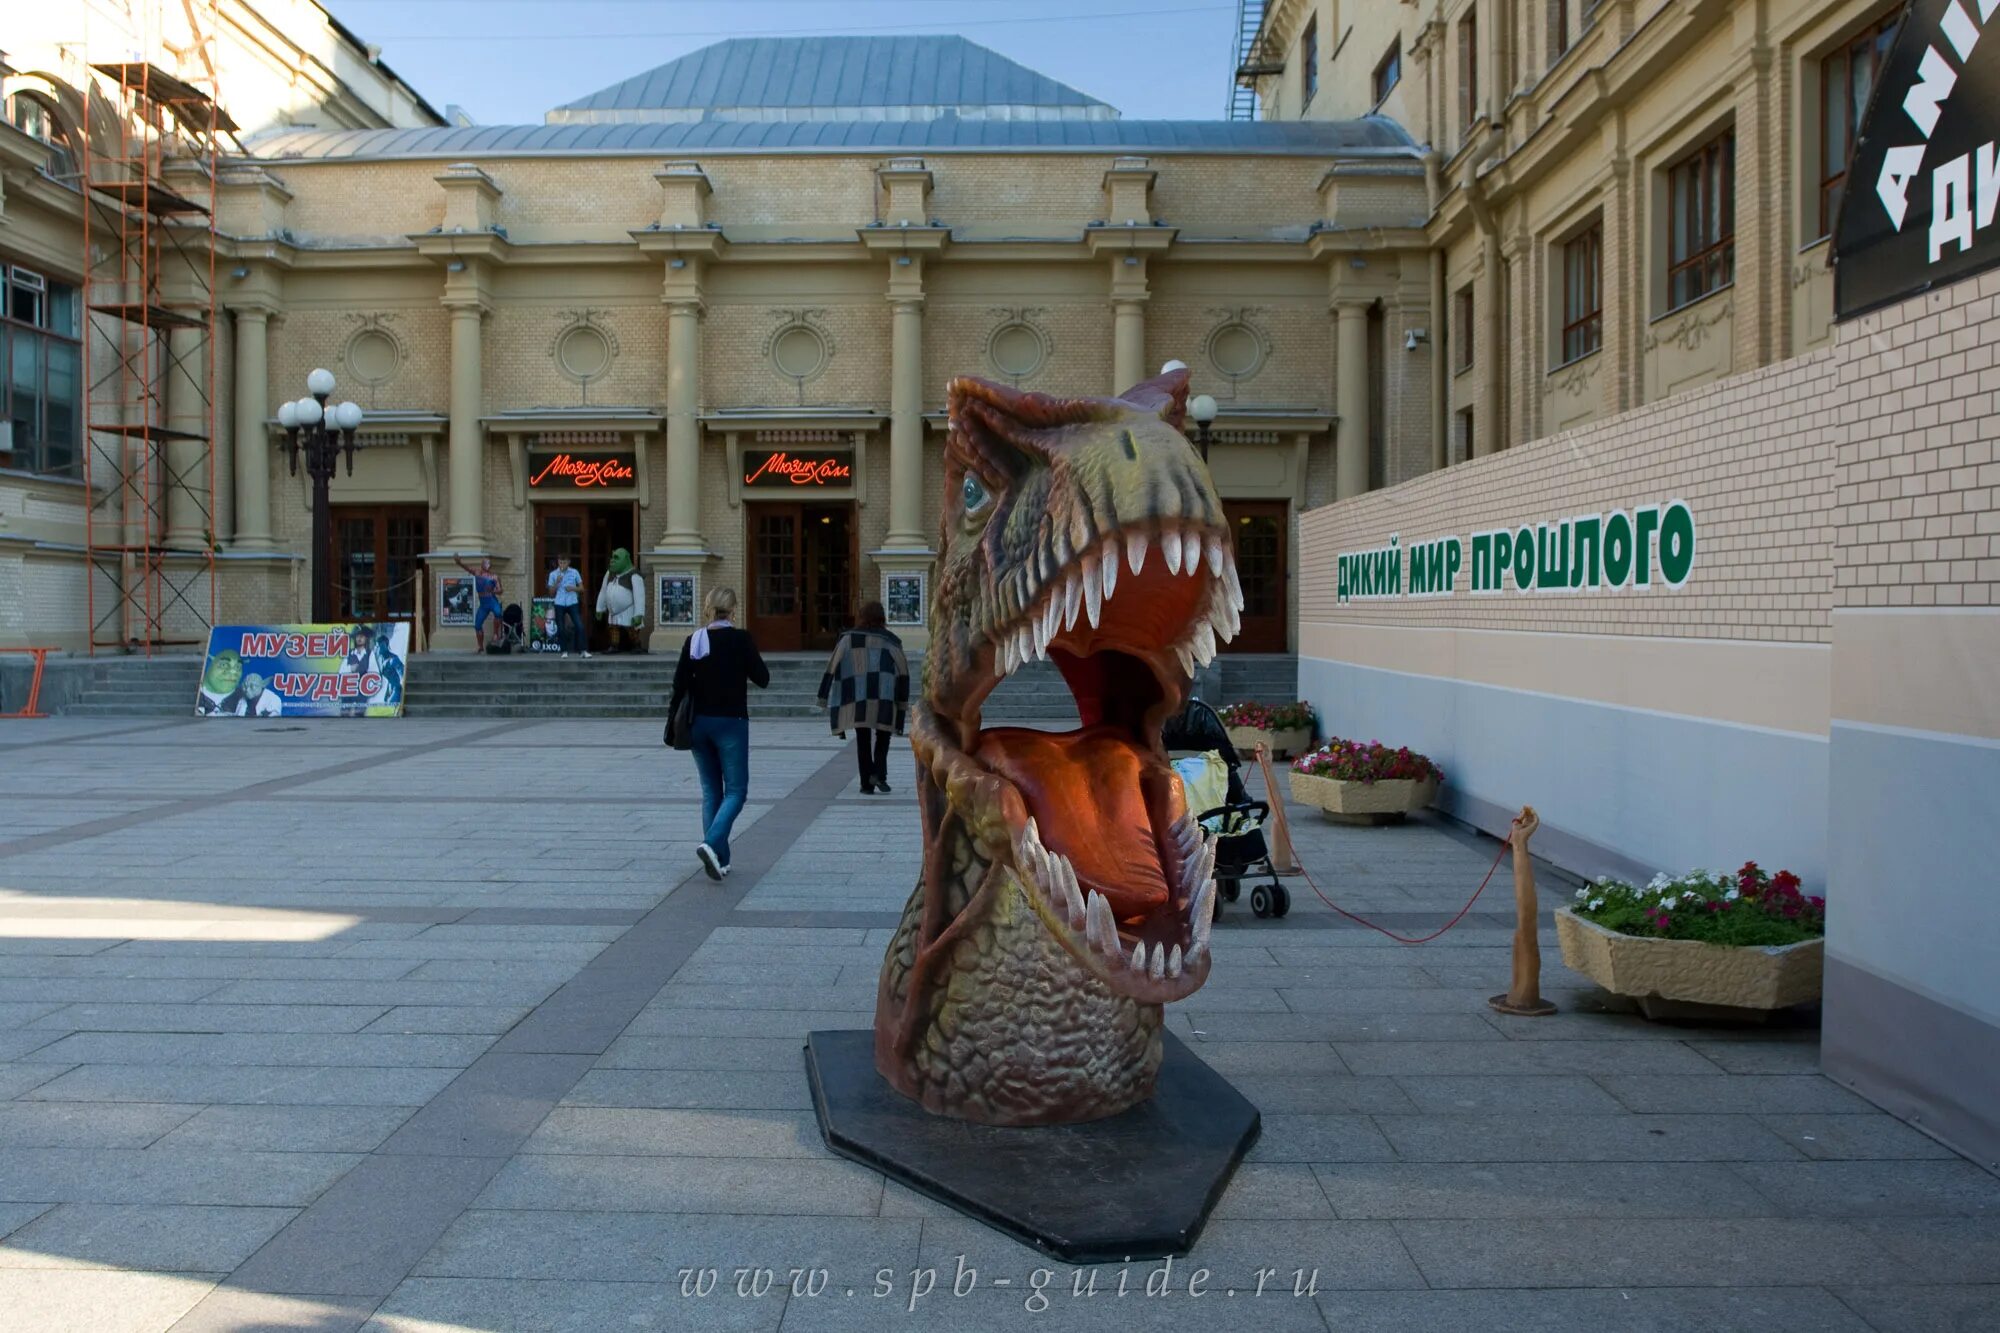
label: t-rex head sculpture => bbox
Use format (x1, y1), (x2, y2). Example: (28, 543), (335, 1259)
(875, 368), (1243, 1125)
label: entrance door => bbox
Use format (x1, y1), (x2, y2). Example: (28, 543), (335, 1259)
(747, 502), (854, 651)
(327, 505), (428, 630)
(1222, 500), (1288, 653)
(534, 502), (637, 652)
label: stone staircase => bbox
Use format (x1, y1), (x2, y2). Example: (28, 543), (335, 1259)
(399, 652), (1083, 721)
(13, 656), (205, 718)
(19, 650), (1298, 720)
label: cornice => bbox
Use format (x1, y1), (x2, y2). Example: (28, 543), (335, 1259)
(858, 225), (950, 255)
(1084, 225), (1177, 257)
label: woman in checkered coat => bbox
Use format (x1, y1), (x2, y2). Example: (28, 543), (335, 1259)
(816, 601), (911, 794)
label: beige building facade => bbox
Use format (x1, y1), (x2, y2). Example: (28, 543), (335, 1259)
(2, 32), (1439, 657)
(1242, 0), (1911, 457)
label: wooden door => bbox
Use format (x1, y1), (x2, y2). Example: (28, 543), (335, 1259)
(747, 503), (803, 651)
(536, 503), (637, 650)
(801, 503), (854, 650)
(326, 504), (427, 629)
(1222, 500), (1289, 653)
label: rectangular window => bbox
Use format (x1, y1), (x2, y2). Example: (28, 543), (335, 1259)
(1456, 407), (1476, 462)
(1548, 0), (1570, 62)
(0, 261), (83, 477)
(1374, 40), (1402, 106)
(1460, 8), (1480, 129)
(1455, 285), (1475, 371)
(1819, 12), (1902, 240)
(1302, 16), (1319, 109)
(1666, 130), (1735, 311)
(1561, 224), (1603, 363)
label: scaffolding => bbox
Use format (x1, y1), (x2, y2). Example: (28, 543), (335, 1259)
(79, 0), (232, 654)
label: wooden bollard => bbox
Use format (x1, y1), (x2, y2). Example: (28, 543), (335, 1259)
(1488, 805), (1557, 1017)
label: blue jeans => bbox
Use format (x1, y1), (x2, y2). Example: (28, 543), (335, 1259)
(690, 714), (750, 866)
(553, 602), (586, 653)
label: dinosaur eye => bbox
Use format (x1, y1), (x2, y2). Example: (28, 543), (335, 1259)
(961, 474), (990, 512)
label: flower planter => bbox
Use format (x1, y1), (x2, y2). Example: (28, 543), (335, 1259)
(1288, 770), (1437, 823)
(1554, 907), (1824, 1012)
(1226, 724), (1311, 760)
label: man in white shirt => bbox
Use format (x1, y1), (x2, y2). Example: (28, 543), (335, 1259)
(547, 555), (590, 658)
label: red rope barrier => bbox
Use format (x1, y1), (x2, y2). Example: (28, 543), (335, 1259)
(1292, 835), (1511, 945)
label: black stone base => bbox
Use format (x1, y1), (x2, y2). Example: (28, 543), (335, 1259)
(804, 1029), (1259, 1263)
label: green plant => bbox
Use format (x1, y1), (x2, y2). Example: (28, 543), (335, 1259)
(1291, 737), (1442, 784)
(1571, 862), (1825, 946)
(1218, 700), (1315, 732)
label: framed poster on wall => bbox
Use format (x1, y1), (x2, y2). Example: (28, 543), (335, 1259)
(659, 574), (697, 626)
(437, 576), (476, 628)
(885, 573), (925, 626)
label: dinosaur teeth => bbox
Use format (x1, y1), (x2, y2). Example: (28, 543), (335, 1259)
(1100, 537), (1118, 602)
(1128, 939), (1147, 972)
(1082, 552), (1102, 629)
(1058, 856), (1086, 927)
(1174, 643), (1195, 678)
(1041, 591), (1062, 648)
(1205, 534), (1225, 578)
(1223, 555), (1245, 613)
(1190, 876), (1216, 952)
(1161, 527), (1184, 577)
(1063, 574), (1082, 631)
(1086, 891), (1118, 956)
(1191, 620), (1217, 666)
(1167, 943), (1184, 979)
(1126, 530), (1148, 576)
(1148, 940), (1166, 981)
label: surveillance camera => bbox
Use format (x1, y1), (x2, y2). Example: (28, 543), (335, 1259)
(1404, 329), (1428, 351)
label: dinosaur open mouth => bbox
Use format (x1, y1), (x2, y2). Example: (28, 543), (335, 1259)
(959, 520), (1243, 1004)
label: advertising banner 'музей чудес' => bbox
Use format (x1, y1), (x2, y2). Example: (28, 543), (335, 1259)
(195, 624), (409, 717)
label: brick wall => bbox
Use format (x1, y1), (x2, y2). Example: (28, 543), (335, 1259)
(1302, 346), (1840, 644)
(1833, 269), (2000, 609)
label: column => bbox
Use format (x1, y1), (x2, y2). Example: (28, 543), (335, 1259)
(663, 300), (702, 547)
(231, 307), (273, 550)
(444, 301), (486, 550)
(887, 294), (926, 548)
(1113, 299), (1146, 394)
(164, 326), (206, 548)
(1335, 300), (1371, 501)
(1479, 233), (1504, 455)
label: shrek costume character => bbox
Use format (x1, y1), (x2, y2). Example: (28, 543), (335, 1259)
(595, 547), (647, 654)
(197, 650), (244, 715)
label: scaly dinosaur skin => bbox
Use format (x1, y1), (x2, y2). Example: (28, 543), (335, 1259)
(874, 370), (1244, 1126)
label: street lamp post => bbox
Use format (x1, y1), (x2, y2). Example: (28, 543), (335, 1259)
(1188, 392), (1219, 463)
(277, 368), (366, 624)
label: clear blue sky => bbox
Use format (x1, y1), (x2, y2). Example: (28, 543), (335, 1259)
(331, 0), (1241, 125)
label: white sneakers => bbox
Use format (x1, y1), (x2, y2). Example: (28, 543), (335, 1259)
(696, 843), (727, 881)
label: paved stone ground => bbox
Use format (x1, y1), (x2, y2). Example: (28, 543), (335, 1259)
(0, 717), (1993, 1332)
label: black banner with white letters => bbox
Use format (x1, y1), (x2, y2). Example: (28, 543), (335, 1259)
(1835, 0), (2000, 318)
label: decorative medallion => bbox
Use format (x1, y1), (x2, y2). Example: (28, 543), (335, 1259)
(551, 310), (620, 401)
(765, 309), (835, 403)
(1203, 308), (1270, 388)
(984, 307), (1052, 384)
(339, 314), (405, 403)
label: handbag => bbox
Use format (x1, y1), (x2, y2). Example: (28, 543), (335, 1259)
(666, 690), (694, 750)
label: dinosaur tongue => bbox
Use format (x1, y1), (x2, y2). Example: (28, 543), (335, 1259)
(975, 725), (1171, 920)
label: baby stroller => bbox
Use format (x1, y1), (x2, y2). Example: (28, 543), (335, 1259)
(486, 603), (527, 654)
(1163, 697), (1294, 919)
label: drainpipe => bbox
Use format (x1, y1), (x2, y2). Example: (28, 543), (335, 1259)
(1465, 175), (1504, 458)
(1425, 151), (1447, 471)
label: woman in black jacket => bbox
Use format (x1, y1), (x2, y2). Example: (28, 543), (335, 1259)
(667, 587), (770, 880)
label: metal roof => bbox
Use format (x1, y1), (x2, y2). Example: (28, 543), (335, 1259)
(243, 115), (1419, 162)
(547, 37), (1114, 123)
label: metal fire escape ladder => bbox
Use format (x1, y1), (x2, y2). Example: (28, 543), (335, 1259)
(1229, 0), (1283, 120)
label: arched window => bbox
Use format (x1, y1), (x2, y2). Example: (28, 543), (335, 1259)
(6, 86), (82, 184)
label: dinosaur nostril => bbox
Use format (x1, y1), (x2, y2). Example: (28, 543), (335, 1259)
(1120, 430), (1138, 462)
